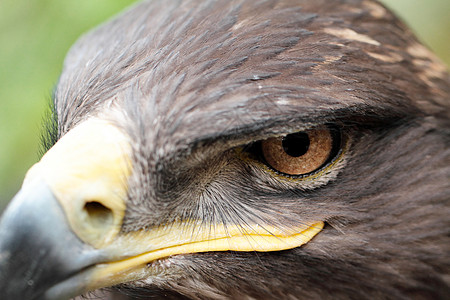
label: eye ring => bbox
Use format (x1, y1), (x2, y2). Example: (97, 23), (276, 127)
(259, 126), (341, 177)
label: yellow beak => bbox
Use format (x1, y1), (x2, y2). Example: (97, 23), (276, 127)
(2, 118), (324, 299)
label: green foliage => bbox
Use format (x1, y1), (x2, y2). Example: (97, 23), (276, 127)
(0, 0), (449, 210)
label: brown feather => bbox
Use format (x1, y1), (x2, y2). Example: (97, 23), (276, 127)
(43, 0), (450, 299)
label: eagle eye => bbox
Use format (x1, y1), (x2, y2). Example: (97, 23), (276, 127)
(259, 126), (341, 177)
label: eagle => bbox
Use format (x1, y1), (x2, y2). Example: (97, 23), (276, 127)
(0, 0), (449, 299)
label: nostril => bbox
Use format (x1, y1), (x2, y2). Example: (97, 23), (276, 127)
(83, 201), (114, 228)
(78, 200), (120, 247)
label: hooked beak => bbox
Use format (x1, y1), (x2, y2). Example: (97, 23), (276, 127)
(0, 118), (323, 300)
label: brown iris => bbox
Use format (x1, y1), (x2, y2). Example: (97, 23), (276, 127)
(261, 127), (333, 176)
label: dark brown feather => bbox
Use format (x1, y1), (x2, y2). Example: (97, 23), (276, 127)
(45, 0), (450, 299)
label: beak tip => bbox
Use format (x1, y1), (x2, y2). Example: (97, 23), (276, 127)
(0, 180), (103, 300)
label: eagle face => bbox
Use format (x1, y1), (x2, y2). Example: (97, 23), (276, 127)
(0, 0), (449, 299)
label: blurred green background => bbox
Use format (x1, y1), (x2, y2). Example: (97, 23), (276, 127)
(1, 0), (449, 211)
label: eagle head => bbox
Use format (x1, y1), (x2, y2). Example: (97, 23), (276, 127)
(0, 0), (449, 299)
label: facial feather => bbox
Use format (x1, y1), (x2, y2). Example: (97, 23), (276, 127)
(36, 0), (450, 299)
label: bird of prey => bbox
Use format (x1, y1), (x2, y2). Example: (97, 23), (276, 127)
(0, 0), (449, 299)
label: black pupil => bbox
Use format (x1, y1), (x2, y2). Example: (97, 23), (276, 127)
(282, 132), (310, 157)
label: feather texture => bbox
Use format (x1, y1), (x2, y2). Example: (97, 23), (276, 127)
(44, 0), (450, 299)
